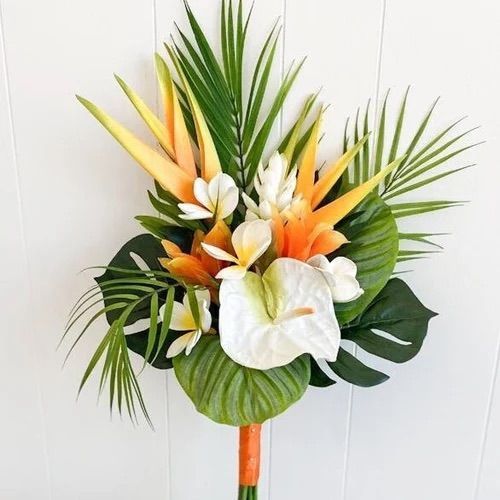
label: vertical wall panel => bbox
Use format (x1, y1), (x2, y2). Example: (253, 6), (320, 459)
(0, 4), (51, 499)
(345, 1), (500, 499)
(270, 2), (385, 499)
(1, 0), (169, 498)
(475, 336), (500, 499)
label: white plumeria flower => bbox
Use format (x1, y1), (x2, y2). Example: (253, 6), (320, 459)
(218, 258), (341, 369)
(178, 173), (239, 220)
(163, 289), (212, 358)
(307, 255), (364, 303)
(201, 220), (272, 280)
(243, 152), (298, 221)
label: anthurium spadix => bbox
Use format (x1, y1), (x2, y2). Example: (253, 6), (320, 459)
(179, 173), (239, 220)
(201, 220), (272, 279)
(218, 258), (341, 369)
(164, 289), (212, 358)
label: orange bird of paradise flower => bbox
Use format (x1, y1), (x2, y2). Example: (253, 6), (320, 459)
(273, 109), (403, 261)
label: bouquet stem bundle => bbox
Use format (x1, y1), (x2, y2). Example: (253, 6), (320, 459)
(238, 424), (261, 499)
(238, 486), (257, 500)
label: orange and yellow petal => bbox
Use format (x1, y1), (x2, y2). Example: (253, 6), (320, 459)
(311, 158), (403, 227)
(77, 96), (196, 203)
(310, 229), (348, 256)
(311, 135), (369, 209)
(162, 239), (184, 258)
(155, 54), (196, 177)
(295, 110), (323, 202)
(198, 221), (233, 276)
(163, 255), (213, 287)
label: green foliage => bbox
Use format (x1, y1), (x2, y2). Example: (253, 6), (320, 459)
(62, 233), (188, 425)
(95, 234), (169, 325)
(329, 348), (389, 387)
(343, 89), (479, 260)
(327, 278), (437, 387)
(333, 193), (399, 325)
(309, 358), (336, 388)
(139, 184), (204, 236)
(174, 336), (310, 426)
(126, 288), (176, 370)
(168, 0), (304, 189)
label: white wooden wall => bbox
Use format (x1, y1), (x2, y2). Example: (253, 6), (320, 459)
(1, 0), (499, 498)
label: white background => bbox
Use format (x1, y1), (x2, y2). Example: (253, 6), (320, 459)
(1, 0), (499, 499)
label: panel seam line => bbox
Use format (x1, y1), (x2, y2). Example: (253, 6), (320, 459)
(472, 331), (500, 499)
(0, 2), (54, 498)
(341, 1), (387, 498)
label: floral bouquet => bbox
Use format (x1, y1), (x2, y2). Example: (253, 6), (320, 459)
(63, 1), (477, 498)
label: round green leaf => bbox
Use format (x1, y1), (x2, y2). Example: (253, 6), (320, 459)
(173, 336), (311, 426)
(334, 192), (399, 325)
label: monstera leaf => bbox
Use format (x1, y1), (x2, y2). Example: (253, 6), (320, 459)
(95, 234), (166, 326)
(174, 336), (311, 426)
(333, 192), (399, 326)
(327, 278), (437, 387)
(341, 278), (437, 363)
(309, 358), (336, 388)
(96, 228), (191, 327)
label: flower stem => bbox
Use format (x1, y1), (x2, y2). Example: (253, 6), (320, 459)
(238, 485), (257, 500)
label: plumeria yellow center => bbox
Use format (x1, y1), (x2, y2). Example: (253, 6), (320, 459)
(201, 220), (272, 279)
(178, 173), (239, 221)
(163, 289), (212, 358)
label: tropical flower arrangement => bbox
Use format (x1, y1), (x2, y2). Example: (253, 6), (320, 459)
(63, 1), (478, 498)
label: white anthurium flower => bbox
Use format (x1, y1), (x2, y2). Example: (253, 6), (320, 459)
(218, 258), (341, 369)
(307, 255), (364, 303)
(178, 173), (239, 220)
(243, 152), (298, 221)
(163, 289), (212, 358)
(201, 220), (272, 280)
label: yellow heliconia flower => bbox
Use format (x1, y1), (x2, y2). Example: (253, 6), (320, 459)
(77, 54), (222, 204)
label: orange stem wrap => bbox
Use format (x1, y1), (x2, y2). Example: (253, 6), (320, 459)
(239, 424), (262, 486)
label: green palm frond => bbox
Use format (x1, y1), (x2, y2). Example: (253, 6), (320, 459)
(166, 0), (303, 190)
(61, 267), (180, 426)
(343, 89), (480, 256)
